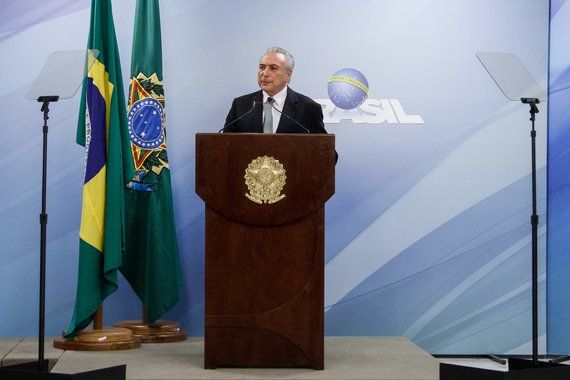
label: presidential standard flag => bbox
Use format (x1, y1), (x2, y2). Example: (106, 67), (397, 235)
(65, 0), (129, 339)
(121, 0), (182, 323)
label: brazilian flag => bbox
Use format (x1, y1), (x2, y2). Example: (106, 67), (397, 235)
(121, 0), (182, 323)
(65, 0), (129, 339)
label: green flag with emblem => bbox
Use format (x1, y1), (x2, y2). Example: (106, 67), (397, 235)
(121, 0), (182, 323)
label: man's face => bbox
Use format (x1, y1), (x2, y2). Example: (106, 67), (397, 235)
(258, 52), (292, 96)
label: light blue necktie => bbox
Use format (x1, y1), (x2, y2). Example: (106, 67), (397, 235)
(263, 97), (274, 133)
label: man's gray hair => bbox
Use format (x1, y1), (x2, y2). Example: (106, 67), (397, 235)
(263, 47), (295, 72)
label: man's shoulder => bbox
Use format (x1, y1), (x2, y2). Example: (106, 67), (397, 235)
(233, 90), (262, 103)
(287, 87), (319, 105)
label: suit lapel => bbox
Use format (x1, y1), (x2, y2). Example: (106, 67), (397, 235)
(277, 88), (297, 133)
(252, 91), (264, 133)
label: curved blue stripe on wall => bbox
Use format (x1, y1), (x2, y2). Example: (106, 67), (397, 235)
(326, 170), (546, 354)
(547, 0), (570, 354)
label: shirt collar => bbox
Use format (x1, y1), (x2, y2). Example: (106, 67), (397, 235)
(263, 86), (288, 106)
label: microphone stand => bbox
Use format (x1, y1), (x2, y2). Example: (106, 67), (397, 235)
(268, 99), (311, 133)
(38, 95), (59, 372)
(219, 99), (259, 133)
(521, 97), (540, 367)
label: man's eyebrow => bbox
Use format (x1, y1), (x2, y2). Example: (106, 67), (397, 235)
(259, 63), (281, 69)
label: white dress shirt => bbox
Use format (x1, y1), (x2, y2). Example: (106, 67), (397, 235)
(262, 86), (287, 133)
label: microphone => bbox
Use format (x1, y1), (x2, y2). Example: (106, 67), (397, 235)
(267, 97), (310, 134)
(219, 98), (259, 133)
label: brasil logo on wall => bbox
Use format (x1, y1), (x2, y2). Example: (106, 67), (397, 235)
(316, 68), (424, 124)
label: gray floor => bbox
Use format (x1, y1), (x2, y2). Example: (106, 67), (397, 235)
(1, 336), (440, 380)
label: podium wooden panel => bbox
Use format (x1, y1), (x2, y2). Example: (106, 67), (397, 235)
(195, 133), (335, 370)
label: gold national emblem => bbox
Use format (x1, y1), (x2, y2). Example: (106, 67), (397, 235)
(244, 156), (286, 204)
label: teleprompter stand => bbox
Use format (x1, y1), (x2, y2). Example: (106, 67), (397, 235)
(0, 51), (126, 380)
(439, 52), (570, 380)
(441, 98), (570, 380)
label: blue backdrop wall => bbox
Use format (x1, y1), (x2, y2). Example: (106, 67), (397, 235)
(547, 0), (570, 355)
(1, 0), (563, 355)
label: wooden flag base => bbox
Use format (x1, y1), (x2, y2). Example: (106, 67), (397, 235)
(53, 327), (141, 351)
(113, 320), (187, 343)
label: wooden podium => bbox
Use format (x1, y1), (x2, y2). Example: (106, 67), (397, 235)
(195, 133), (335, 370)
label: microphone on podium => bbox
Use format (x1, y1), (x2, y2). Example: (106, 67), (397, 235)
(267, 97), (310, 133)
(219, 98), (259, 133)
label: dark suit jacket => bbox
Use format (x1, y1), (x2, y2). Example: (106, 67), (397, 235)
(223, 87), (328, 134)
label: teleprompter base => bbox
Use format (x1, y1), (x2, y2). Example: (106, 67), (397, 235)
(0, 361), (125, 380)
(440, 358), (570, 380)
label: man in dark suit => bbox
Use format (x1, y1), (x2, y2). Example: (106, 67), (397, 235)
(223, 47), (329, 135)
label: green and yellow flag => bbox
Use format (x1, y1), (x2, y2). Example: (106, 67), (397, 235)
(66, 0), (129, 339)
(121, 0), (182, 323)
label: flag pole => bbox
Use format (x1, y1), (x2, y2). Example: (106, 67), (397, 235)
(93, 305), (103, 330)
